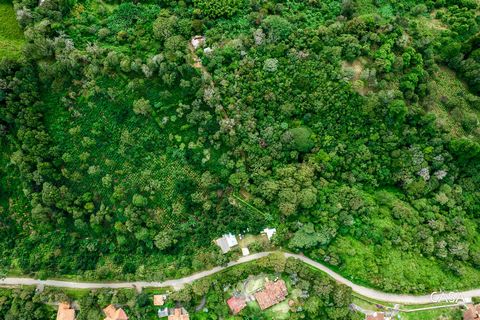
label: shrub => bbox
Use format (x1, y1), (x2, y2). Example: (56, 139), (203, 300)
(262, 15), (293, 42)
(194, 0), (243, 18)
(282, 126), (315, 152)
(132, 98), (151, 116)
(132, 194), (147, 207)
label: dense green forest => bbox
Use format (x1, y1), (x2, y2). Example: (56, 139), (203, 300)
(0, 0), (479, 297)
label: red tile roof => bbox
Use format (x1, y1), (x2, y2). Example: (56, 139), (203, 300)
(168, 308), (189, 320)
(57, 302), (75, 320)
(254, 280), (288, 310)
(464, 304), (480, 320)
(227, 296), (247, 315)
(103, 304), (128, 320)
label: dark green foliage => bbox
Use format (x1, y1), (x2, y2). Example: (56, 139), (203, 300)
(0, 288), (50, 320)
(1, 0), (479, 303)
(107, 3), (159, 34)
(194, 0), (243, 18)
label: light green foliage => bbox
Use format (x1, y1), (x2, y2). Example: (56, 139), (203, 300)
(282, 127), (314, 152)
(262, 15), (293, 42)
(132, 98), (151, 116)
(289, 223), (324, 250)
(132, 194), (147, 207)
(153, 11), (177, 41)
(401, 307), (462, 320)
(0, 0), (24, 60)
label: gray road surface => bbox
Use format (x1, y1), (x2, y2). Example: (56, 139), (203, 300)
(2, 252), (479, 304)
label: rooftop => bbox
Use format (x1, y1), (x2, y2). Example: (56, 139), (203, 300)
(227, 296), (247, 315)
(56, 302), (75, 320)
(154, 294), (167, 306)
(464, 304), (480, 320)
(366, 312), (385, 320)
(168, 307), (189, 320)
(191, 36), (205, 49)
(158, 308), (169, 318)
(215, 233), (238, 253)
(254, 279), (288, 310)
(262, 228), (276, 240)
(103, 304), (128, 320)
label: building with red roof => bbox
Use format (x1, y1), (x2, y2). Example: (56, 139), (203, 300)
(254, 279), (288, 310)
(227, 296), (247, 315)
(103, 304), (128, 320)
(464, 304), (480, 320)
(56, 302), (75, 320)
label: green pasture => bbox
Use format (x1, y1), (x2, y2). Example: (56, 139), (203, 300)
(0, 0), (24, 60)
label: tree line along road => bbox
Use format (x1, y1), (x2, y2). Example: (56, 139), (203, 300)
(1, 251), (479, 305)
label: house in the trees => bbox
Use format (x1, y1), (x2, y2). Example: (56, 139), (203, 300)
(254, 279), (288, 310)
(167, 307), (189, 320)
(153, 294), (168, 306)
(191, 36), (205, 49)
(464, 304), (480, 320)
(227, 296), (247, 315)
(262, 228), (276, 240)
(56, 302), (75, 320)
(214, 233), (238, 253)
(158, 308), (169, 318)
(103, 304), (128, 320)
(366, 312), (385, 320)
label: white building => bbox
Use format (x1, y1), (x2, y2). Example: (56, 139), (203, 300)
(191, 36), (205, 49)
(262, 228), (276, 241)
(215, 233), (238, 253)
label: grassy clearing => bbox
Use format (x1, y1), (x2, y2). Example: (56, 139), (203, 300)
(342, 58), (371, 95)
(354, 0), (393, 19)
(264, 300), (290, 319)
(0, 0), (24, 60)
(352, 294), (394, 310)
(330, 236), (480, 293)
(244, 275), (265, 295)
(425, 66), (480, 138)
(238, 234), (269, 249)
(142, 287), (170, 295)
(60, 288), (91, 300)
(400, 307), (462, 320)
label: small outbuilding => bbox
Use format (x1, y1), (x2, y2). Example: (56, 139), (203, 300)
(262, 228), (276, 240)
(191, 36), (205, 49)
(227, 296), (247, 315)
(158, 308), (169, 318)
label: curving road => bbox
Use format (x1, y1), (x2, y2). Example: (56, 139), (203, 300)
(1, 251), (479, 304)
